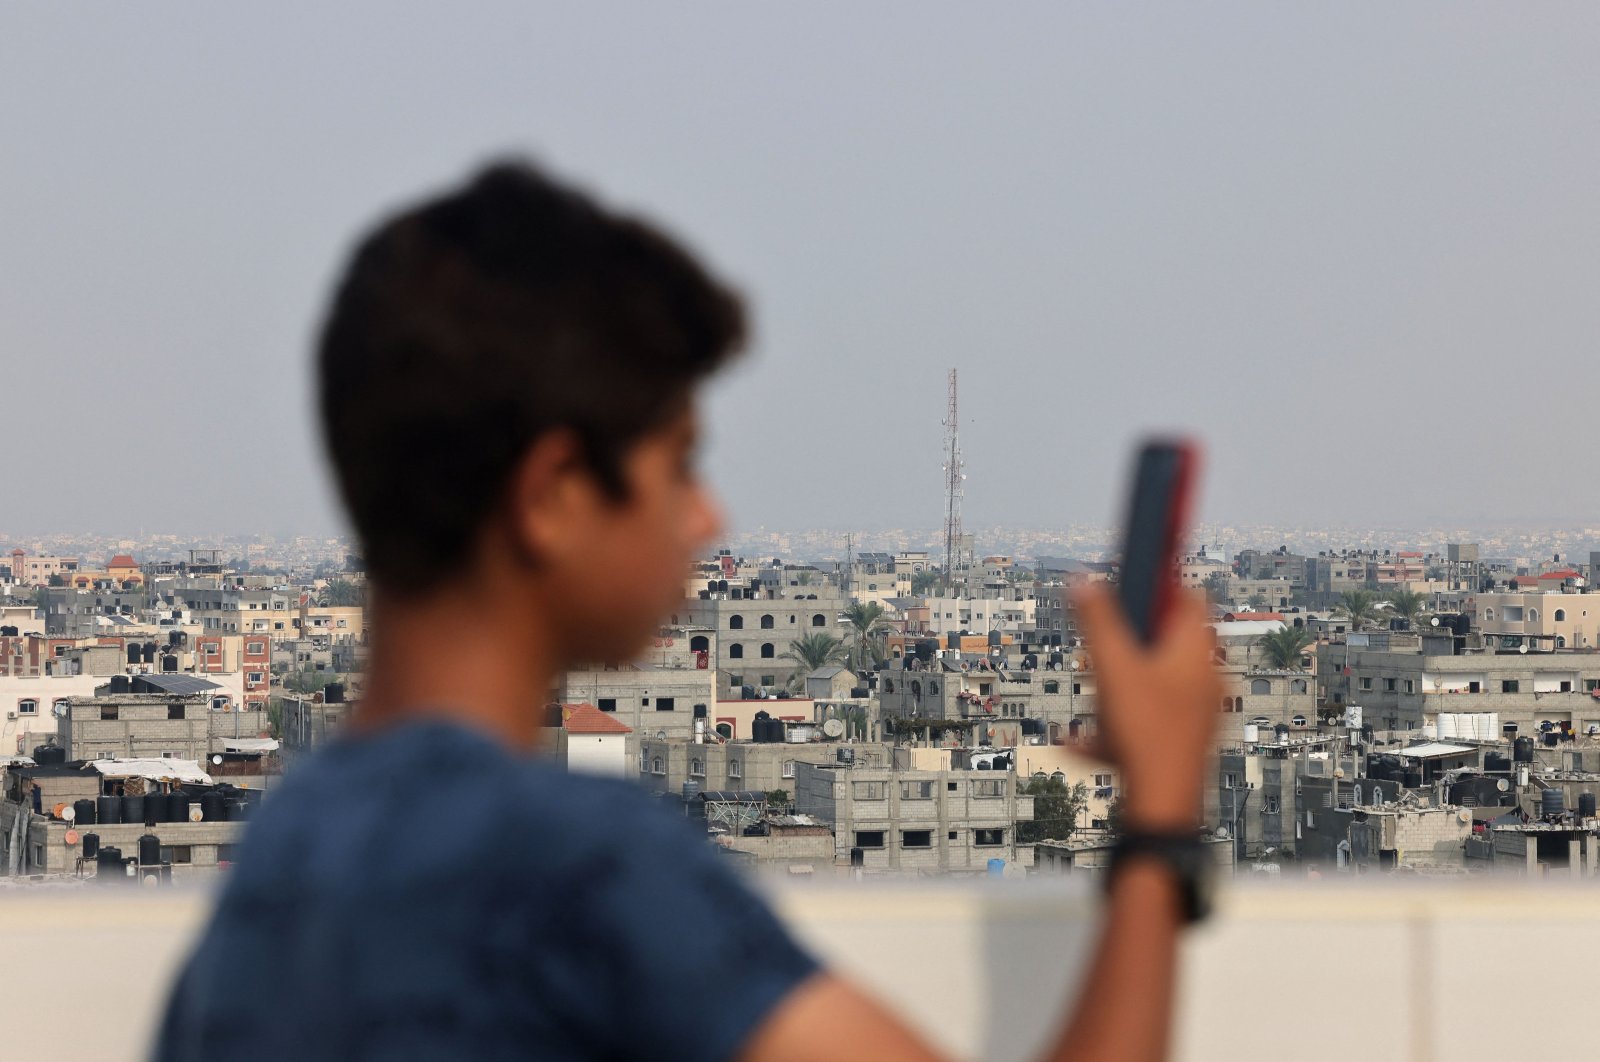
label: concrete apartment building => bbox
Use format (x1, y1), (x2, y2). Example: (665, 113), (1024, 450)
(6, 550), (79, 587)
(60, 676), (268, 763)
(681, 582), (847, 697)
(1478, 591), (1600, 649)
(556, 630), (717, 743)
(1318, 631), (1600, 736)
(637, 736), (890, 796)
(794, 760), (1035, 874)
(876, 656), (1099, 746)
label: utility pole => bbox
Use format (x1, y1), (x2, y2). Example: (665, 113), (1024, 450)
(942, 368), (963, 590)
(844, 531), (854, 598)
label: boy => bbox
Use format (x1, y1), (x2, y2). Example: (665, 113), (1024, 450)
(155, 161), (1220, 1061)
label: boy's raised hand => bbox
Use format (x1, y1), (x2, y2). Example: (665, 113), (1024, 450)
(1073, 583), (1222, 830)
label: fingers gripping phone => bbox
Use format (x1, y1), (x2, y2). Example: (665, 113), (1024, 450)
(1115, 440), (1199, 644)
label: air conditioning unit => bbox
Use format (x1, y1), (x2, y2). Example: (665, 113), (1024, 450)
(5, 711), (14, 720)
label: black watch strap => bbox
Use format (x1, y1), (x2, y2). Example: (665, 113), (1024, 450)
(1105, 831), (1212, 925)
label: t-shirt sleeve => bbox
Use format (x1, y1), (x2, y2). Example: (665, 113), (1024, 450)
(518, 788), (820, 1062)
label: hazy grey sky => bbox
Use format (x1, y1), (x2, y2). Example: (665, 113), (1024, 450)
(4, 4), (1598, 539)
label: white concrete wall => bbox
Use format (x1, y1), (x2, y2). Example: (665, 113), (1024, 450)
(564, 733), (630, 777)
(6, 880), (1599, 1061)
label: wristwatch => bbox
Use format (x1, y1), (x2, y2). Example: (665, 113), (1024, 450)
(1104, 831), (1214, 925)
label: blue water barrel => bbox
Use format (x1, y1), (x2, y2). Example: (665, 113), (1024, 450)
(986, 858), (1006, 877)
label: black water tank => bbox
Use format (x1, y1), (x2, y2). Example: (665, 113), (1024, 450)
(142, 642), (155, 664)
(33, 744), (66, 766)
(200, 792), (226, 822)
(168, 791), (191, 823)
(161, 655), (178, 673)
(73, 798), (97, 825)
(915, 639), (937, 661)
(1485, 751), (1511, 773)
(110, 675), (130, 694)
(988, 630), (1002, 647)
(1515, 737), (1536, 763)
(1403, 770), (1424, 789)
(96, 846), (123, 883)
(1543, 789), (1566, 818)
(224, 797), (249, 822)
(120, 794), (145, 824)
(127, 643), (142, 665)
(97, 795), (122, 825)
(138, 834), (161, 866)
(1581, 792), (1598, 819)
(1274, 724), (1290, 740)
(325, 683), (345, 704)
(81, 833), (100, 859)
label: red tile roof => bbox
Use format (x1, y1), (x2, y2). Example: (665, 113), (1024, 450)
(560, 702), (633, 735)
(1539, 570), (1580, 580)
(108, 554), (137, 568)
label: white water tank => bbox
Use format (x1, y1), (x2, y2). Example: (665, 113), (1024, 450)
(1243, 724), (1260, 743)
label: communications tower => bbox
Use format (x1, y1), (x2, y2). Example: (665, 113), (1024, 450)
(942, 369), (963, 585)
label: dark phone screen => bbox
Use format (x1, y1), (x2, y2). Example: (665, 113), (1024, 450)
(1116, 442), (1191, 644)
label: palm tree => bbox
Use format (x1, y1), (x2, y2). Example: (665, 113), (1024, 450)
(842, 601), (888, 671)
(1338, 589), (1379, 631)
(780, 632), (849, 693)
(1258, 626), (1313, 670)
(1387, 588), (1427, 629)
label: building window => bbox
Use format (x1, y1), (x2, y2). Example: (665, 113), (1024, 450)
(161, 845), (192, 865)
(690, 758), (704, 778)
(651, 757), (665, 775)
(854, 830), (885, 849)
(853, 781), (886, 800)
(656, 697), (675, 712)
(900, 780), (933, 800)
(1404, 680), (1415, 694)
(1093, 773), (1114, 789)
(168, 704), (185, 721)
(729, 643), (744, 659)
(1251, 679), (1271, 695)
(760, 643), (775, 658)
(101, 706), (119, 721)
(246, 641), (266, 655)
(760, 615), (775, 629)
(974, 828), (1004, 847)
(730, 615), (744, 630)
(812, 614), (826, 627)
(761, 675), (775, 687)
(1043, 681), (1059, 694)
(728, 760), (742, 779)
(1556, 609), (1567, 621)
(1359, 677), (1373, 691)
(972, 779), (1005, 798)
(18, 699), (36, 716)
(902, 830), (933, 849)
(782, 760), (796, 779)
(1384, 678), (1396, 692)
(1292, 714), (1307, 727)
(1502, 680), (1520, 693)
(1291, 679), (1308, 694)
(598, 698), (617, 712)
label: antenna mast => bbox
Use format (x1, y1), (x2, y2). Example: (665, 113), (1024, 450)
(942, 368), (963, 587)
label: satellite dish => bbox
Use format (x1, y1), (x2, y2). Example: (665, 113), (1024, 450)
(1214, 826), (1229, 840)
(822, 719), (845, 738)
(1496, 778), (1510, 792)
(60, 805), (75, 823)
(211, 754), (223, 765)
(655, 730), (667, 740)
(64, 829), (80, 845)
(52, 702), (68, 718)
(1519, 644), (1529, 655)
(1431, 617), (1441, 627)
(189, 806), (204, 822)
(1070, 660), (1082, 671)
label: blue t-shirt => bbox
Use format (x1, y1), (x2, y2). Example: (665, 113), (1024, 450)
(154, 721), (818, 1061)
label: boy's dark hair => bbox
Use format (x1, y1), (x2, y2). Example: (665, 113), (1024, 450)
(318, 160), (745, 591)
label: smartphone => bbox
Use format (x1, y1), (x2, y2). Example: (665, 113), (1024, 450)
(1115, 439), (1199, 644)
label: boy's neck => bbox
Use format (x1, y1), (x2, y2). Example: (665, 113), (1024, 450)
(351, 583), (558, 754)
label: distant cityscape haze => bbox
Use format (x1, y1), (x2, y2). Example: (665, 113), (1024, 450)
(4, 5), (1598, 537)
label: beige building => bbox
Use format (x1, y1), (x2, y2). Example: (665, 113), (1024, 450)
(1478, 591), (1600, 649)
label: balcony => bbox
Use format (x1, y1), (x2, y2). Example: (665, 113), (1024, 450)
(7, 878), (1598, 1061)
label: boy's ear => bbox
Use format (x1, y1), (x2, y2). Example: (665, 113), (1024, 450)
(506, 429), (592, 567)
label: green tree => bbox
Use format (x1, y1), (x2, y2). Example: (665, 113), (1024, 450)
(47, 574), (65, 587)
(1258, 626), (1313, 670)
(780, 632), (849, 692)
(1102, 793), (1127, 840)
(1201, 571), (1230, 606)
(1017, 776), (1090, 844)
(766, 788), (791, 808)
(842, 601), (888, 671)
(1247, 593), (1270, 611)
(1387, 588), (1427, 629)
(1338, 589), (1379, 630)
(321, 580), (363, 607)
(910, 569), (940, 595)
